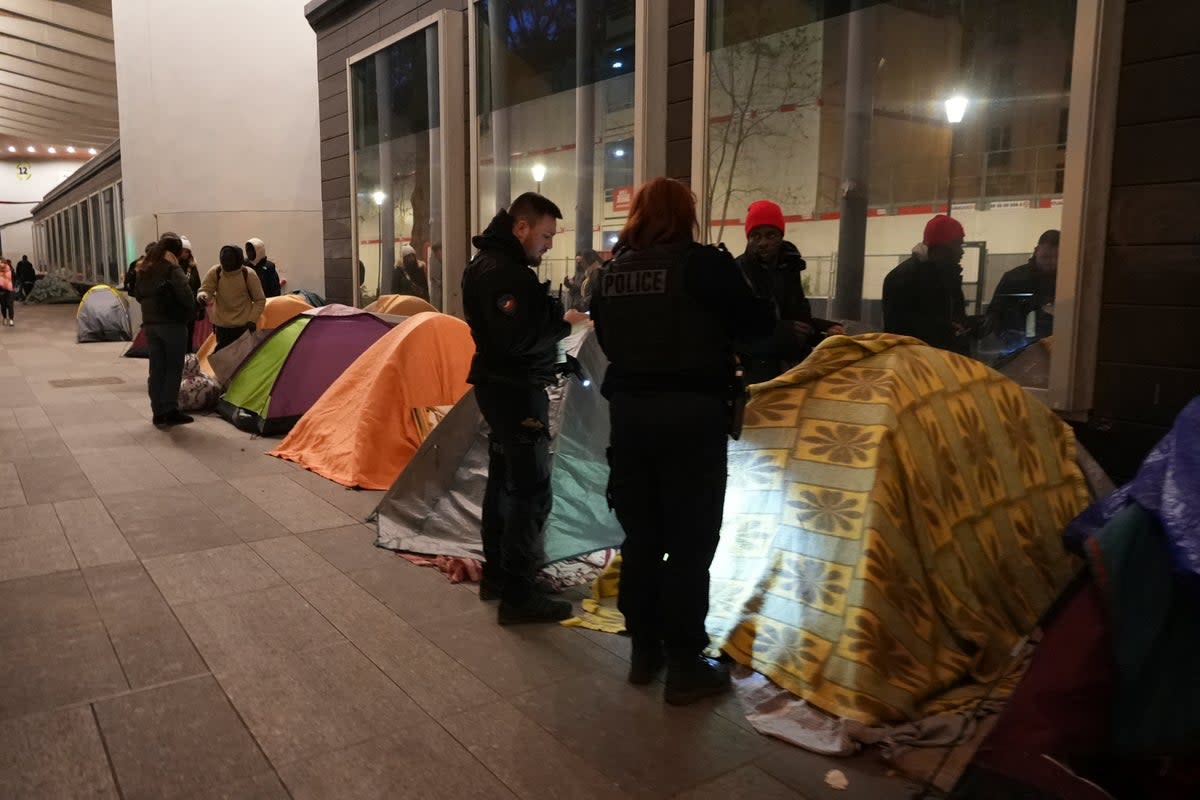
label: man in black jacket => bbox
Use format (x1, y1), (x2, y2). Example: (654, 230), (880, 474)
(15, 255), (35, 301)
(736, 200), (843, 383)
(463, 193), (572, 625)
(987, 229), (1058, 344)
(882, 215), (970, 353)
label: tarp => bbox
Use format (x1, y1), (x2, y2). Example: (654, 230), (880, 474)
(364, 294), (436, 316)
(26, 274), (80, 304)
(217, 305), (397, 435)
(76, 284), (132, 342)
(374, 327), (625, 566)
(269, 312), (474, 489)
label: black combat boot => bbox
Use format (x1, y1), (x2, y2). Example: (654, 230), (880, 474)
(628, 639), (666, 685)
(497, 592), (573, 625)
(664, 655), (731, 705)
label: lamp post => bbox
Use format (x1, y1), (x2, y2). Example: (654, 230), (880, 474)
(531, 163), (547, 195)
(944, 94), (967, 216)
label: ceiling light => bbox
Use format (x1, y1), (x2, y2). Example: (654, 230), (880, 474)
(48, 147), (57, 154)
(27, 146), (36, 153)
(87, 148), (97, 155)
(66, 146), (76, 154)
(613, 149), (625, 157)
(944, 94), (968, 124)
(612, 61), (623, 69)
(371, 190), (386, 206)
(6, 146), (14, 153)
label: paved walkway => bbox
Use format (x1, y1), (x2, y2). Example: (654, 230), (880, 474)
(0, 303), (913, 799)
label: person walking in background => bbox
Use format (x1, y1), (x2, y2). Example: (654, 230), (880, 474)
(15, 254), (35, 302)
(132, 233), (194, 426)
(736, 200), (843, 384)
(591, 178), (774, 704)
(244, 237), (281, 297)
(987, 229), (1059, 346)
(199, 245), (266, 352)
(0, 259), (15, 326)
(463, 192), (573, 625)
(882, 215), (972, 354)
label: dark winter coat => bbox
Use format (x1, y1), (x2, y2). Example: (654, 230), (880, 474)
(736, 241), (836, 384)
(462, 210), (570, 387)
(133, 258), (194, 325)
(987, 259), (1055, 340)
(882, 253), (968, 353)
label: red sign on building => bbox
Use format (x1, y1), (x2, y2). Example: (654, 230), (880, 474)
(613, 185), (634, 212)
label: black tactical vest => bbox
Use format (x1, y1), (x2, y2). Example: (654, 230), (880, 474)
(596, 242), (733, 383)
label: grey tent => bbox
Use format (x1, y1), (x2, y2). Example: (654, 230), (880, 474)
(374, 328), (624, 566)
(76, 284), (132, 342)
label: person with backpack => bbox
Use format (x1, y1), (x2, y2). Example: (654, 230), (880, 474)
(132, 233), (195, 426)
(198, 244), (266, 351)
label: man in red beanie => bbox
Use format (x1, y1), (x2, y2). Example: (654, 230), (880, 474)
(736, 199), (843, 383)
(882, 214), (972, 353)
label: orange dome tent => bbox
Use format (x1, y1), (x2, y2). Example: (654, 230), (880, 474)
(269, 312), (473, 489)
(364, 294), (436, 316)
(196, 294), (314, 377)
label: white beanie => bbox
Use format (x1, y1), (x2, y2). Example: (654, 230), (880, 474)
(180, 236), (192, 252)
(400, 244), (416, 258)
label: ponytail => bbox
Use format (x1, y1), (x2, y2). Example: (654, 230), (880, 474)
(139, 233), (184, 272)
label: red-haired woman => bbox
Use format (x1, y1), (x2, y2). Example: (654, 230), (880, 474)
(591, 178), (773, 705)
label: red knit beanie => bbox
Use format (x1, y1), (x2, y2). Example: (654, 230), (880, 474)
(745, 200), (786, 238)
(923, 215), (965, 248)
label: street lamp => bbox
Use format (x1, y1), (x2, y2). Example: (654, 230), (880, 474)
(371, 190), (386, 206)
(531, 163), (546, 195)
(944, 95), (968, 215)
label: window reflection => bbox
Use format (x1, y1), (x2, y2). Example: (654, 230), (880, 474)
(475, 0), (636, 292)
(351, 26), (442, 308)
(705, 0), (1076, 388)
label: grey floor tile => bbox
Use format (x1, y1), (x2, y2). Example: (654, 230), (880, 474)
(143, 543), (285, 606)
(349, 557), (488, 627)
(84, 561), (209, 687)
(284, 469), (383, 521)
(0, 431), (33, 463)
(188, 772), (290, 800)
(511, 673), (762, 796)
(188, 481), (293, 542)
(56, 422), (137, 454)
(113, 508), (243, 559)
(0, 622), (127, 719)
(249, 536), (340, 583)
(416, 603), (626, 698)
(75, 447), (180, 496)
(0, 571), (99, 639)
(94, 676), (271, 800)
(54, 497), (136, 568)
(0, 462), (25, 507)
(233, 474), (357, 533)
(278, 722), (516, 800)
(442, 700), (626, 799)
(298, 524), (399, 572)
(14, 455), (94, 505)
(174, 584), (344, 675)
(0, 706), (119, 799)
(675, 764), (805, 799)
(18, 427), (73, 460)
(295, 574), (499, 718)
(217, 641), (431, 765)
(144, 444), (223, 484)
(754, 737), (914, 800)
(0, 504), (78, 582)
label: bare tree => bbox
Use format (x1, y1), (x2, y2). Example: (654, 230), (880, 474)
(706, 25), (822, 243)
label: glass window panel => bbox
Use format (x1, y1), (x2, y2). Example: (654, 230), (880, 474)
(705, 0), (1075, 387)
(475, 0), (636, 299)
(351, 24), (443, 309)
(80, 200), (93, 280)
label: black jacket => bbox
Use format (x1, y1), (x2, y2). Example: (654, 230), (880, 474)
(15, 259), (34, 283)
(882, 254), (968, 353)
(247, 259), (282, 298)
(987, 259), (1055, 340)
(736, 241), (836, 384)
(463, 211), (571, 387)
(133, 260), (194, 325)
(593, 241), (774, 395)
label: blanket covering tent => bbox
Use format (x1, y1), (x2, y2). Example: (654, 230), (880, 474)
(709, 333), (1089, 725)
(217, 304), (398, 434)
(26, 274), (80, 304)
(269, 312), (474, 489)
(364, 294), (436, 316)
(76, 285), (132, 342)
(373, 327), (626, 566)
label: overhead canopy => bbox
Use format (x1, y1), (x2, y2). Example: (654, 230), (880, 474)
(270, 312), (474, 489)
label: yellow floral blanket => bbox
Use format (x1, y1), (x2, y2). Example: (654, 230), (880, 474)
(566, 333), (1089, 726)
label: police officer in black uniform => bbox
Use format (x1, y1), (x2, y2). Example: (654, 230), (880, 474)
(463, 193), (573, 625)
(591, 178), (774, 705)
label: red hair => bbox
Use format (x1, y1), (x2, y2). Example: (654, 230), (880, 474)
(617, 178), (698, 250)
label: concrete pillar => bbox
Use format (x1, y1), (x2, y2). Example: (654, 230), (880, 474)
(488, 0), (512, 211)
(574, 0), (596, 257)
(111, 0), (323, 293)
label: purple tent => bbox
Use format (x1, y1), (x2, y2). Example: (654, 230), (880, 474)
(216, 304), (401, 435)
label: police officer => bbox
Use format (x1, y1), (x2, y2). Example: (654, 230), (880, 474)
(463, 192), (573, 625)
(591, 178), (774, 705)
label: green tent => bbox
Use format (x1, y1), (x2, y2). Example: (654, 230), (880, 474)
(216, 305), (398, 435)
